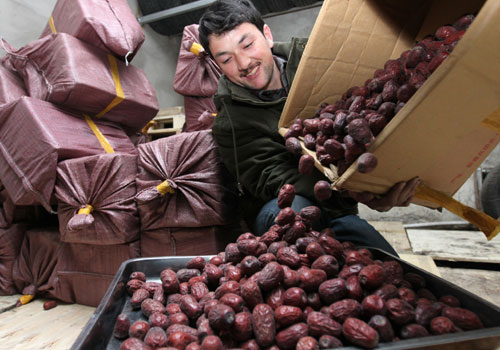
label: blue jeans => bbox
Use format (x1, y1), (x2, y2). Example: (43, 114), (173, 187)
(253, 195), (398, 256)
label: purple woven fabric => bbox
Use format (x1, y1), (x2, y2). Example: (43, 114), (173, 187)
(0, 97), (137, 211)
(0, 63), (26, 106)
(49, 239), (140, 306)
(40, 0), (145, 62)
(3, 33), (158, 133)
(136, 130), (230, 230)
(12, 228), (60, 297)
(0, 224), (26, 295)
(55, 153), (139, 245)
(184, 95), (217, 132)
(173, 24), (221, 97)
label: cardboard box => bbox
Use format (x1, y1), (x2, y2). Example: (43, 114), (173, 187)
(279, 0), (500, 208)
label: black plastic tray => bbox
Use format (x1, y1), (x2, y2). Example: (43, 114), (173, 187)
(72, 249), (500, 350)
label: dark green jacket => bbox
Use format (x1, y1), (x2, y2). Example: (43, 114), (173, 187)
(212, 37), (358, 227)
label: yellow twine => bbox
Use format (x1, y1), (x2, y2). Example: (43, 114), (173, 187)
(189, 42), (204, 56)
(156, 180), (175, 196)
(78, 204), (94, 215)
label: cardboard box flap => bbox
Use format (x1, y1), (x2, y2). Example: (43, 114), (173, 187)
(334, 0), (500, 199)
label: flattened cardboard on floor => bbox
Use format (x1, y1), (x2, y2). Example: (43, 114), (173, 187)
(279, 0), (500, 208)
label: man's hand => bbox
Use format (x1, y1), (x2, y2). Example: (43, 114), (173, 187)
(346, 177), (420, 212)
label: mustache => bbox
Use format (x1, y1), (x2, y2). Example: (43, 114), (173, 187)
(240, 63), (258, 77)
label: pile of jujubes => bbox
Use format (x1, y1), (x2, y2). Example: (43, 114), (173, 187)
(115, 183), (483, 350)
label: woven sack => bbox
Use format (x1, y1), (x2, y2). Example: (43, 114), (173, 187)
(40, 0), (145, 62)
(0, 62), (26, 106)
(49, 240), (140, 306)
(0, 224), (27, 295)
(55, 153), (139, 245)
(2, 33), (158, 133)
(0, 97), (136, 211)
(173, 24), (221, 97)
(135, 130), (236, 230)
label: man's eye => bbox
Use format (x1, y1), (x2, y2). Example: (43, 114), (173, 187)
(244, 42), (253, 49)
(222, 57), (231, 64)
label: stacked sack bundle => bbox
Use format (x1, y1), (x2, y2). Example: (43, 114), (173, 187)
(136, 130), (240, 257)
(173, 24), (222, 131)
(0, 0), (155, 306)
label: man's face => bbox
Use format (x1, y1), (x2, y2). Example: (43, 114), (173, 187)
(208, 22), (282, 91)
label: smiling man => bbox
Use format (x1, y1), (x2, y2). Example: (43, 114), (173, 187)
(199, 0), (418, 255)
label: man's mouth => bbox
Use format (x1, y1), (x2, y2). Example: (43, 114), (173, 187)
(242, 64), (259, 77)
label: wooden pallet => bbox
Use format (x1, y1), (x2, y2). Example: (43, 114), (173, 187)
(145, 106), (185, 139)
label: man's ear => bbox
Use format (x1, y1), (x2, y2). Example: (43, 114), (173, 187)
(263, 24), (274, 49)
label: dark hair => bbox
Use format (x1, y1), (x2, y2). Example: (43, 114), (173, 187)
(199, 0), (265, 58)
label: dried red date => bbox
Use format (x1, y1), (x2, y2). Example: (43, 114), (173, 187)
(219, 293), (245, 313)
(276, 322), (309, 350)
(429, 316), (460, 335)
(283, 287), (308, 309)
(318, 335), (343, 349)
(283, 221), (307, 245)
(278, 184), (296, 209)
(368, 315), (394, 342)
(277, 247), (301, 269)
(282, 265), (300, 288)
(113, 313), (130, 339)
(357, 152), (378, 174)
(285, 137), (302, 156)
(167, 331), (196, 350)
(374, 284), (398, 301)
(231, 311), (253, 342)
(208, 304), (235, 331)
(359, 264), (386, 290)
(329, 299), (362, 323)
(161, 269), (179, 294)
(415, 302), (441, 326)
(311, 255), (339, 278)
(240, 280), (263, 310)
(266, 286), (285, 310)
(318, 278), (347, 305)
(149, 312), (169, 329)
(314, 181), (332, 201)
(275, 207), (296, 226)
(307, 311), (342, 337)
(127, 279), (144, 295)
(400, 323), (429, 339)
(252, 304), (276, 347)
(214, 280), (240, 299)
(386, 298), (415, 325)
(131, 289), (150, 310)
(343, 317), (379, 349)
(345, 275), (364, 301)
(296, 336), (319, 350)
(299, 268), (327, 292)
(120, 338), (150, 350)
(398, 287), (418, 306)
(144, 327), (168, 348)
(362, 294), (386, 318)
(442, 307), (483, 330)
(257, 261), (283, 291)
(439, 295), (461, 307)
(129, 320), (150, 340)
(224, 243), (244, 263)
(339, 263), (364, 279)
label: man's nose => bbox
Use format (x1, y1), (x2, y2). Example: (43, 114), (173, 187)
(236, 54), (252, 71)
